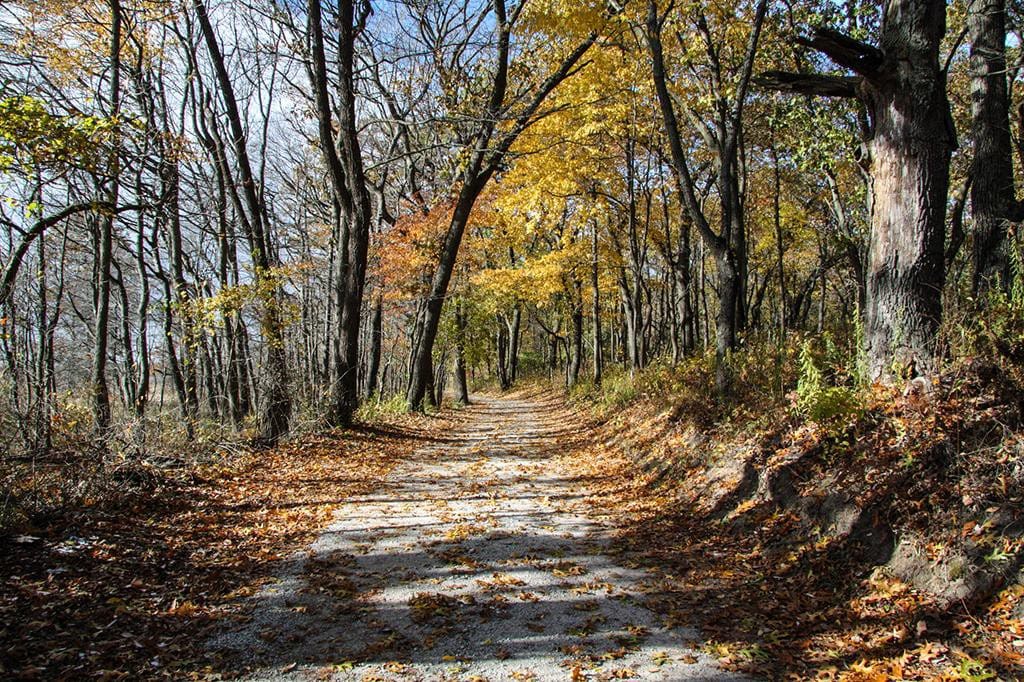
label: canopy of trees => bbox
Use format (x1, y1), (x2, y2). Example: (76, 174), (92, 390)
(0, 0), (1020, 451)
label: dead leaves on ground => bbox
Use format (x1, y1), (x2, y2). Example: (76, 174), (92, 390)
(475, 572), (527, 591)
(562, 390), (1024, 681)
(0, 413), (459, 678)
(408, 592), (464, 624)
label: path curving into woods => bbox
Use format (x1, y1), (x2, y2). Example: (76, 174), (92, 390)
(209, 394), (746, 681)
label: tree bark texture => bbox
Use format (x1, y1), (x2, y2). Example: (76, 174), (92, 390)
(969, 0), (1016, 293)
(863, 0), (953, 380)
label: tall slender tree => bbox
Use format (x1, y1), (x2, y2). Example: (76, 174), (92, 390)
(194, 0), (291, 443)
(91, 0), (122, 435)
(968, 0), (1019, 293)
(406, 0), (620, 410)
(645, 0), (769, 394)
(306, 0), (374, 425)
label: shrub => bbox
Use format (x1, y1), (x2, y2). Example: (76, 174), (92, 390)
(795, 339), (863, 424)
(943, 234), (1024, 379)
(354, 394), (410, 422)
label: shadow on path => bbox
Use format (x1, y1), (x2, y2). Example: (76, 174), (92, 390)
(207, 396), (750, 681)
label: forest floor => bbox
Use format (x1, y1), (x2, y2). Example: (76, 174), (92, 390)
(4, 382), (1021, 680)
(208, 393), (740, 681)
(0, 405), (467, 679)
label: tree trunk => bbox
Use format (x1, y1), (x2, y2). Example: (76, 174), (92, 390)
(454, 304), (470, 404)
(132, 186), (150, 421)
(365, 294), (383, 400)
(969, 0), (1016, 293)
(756, 1), (954, 381)
(714, 252), (739, 393)
(164, 140), (198, 424)
(307, 0), (373, 425)
(496, 314), (509, 390)
(404, 0), (606, 410)
(621, 282), (639, 373)
(34, 196), (51, 452)
(407, 187), (484, 407)
(863, 0), (953, 380)
(568, 282), (583, 387)
(91, 0), (121, 437)
(592, 221), (603, 387)
(195, 0), (291, 443)
(771, 135), (787, 336)
(508, 306), (522, 384)
(645, 0), (768, 396)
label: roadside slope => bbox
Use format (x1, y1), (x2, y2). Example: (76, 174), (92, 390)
(563, 362), (1024, 680)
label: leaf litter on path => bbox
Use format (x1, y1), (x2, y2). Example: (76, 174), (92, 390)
(208, 393), (745, 681)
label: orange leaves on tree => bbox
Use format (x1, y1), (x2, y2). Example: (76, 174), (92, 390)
(374, 200), (454, 303)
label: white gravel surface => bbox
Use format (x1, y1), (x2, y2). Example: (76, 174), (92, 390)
(209, 395), (750, 681)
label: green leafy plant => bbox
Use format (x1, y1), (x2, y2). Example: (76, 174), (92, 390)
(956, 657), (996, 682)
(1010, 234), (1024, 308)
(0, 95), (115, 175)
(950, 237), (1024, 379)
(795, 339), (862, 424)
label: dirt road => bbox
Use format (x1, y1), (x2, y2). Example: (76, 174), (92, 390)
(210, 394), (746, 681)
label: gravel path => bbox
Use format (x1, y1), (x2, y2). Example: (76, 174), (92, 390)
(210, 394), (748, 681)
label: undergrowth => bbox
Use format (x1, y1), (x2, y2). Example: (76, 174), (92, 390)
(0, 404), (253, 533)
(353, 394), (413, 422)
(795, 336), (863, 425)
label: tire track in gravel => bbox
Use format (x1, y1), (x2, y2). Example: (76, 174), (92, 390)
(209, 394), (749, 681)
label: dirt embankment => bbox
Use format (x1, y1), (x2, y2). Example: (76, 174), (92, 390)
(565, 362), (1024, 680)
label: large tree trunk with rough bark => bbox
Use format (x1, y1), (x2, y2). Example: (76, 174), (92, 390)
(863, 0), (953, 380)
(969, 0), (1017, 293)
(756, 0), (954, 382)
